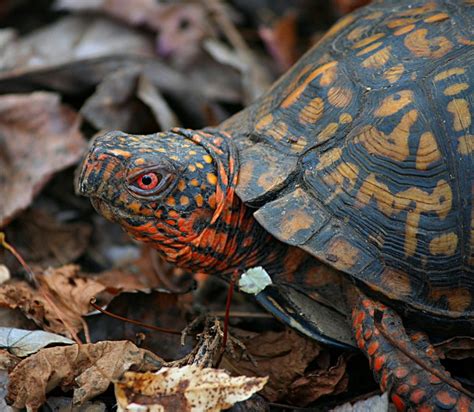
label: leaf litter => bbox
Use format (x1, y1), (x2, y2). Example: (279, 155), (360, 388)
(0, 1), (455, 411)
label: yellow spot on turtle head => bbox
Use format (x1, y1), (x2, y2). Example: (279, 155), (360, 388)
(190, 178), (199, 186)
(177, 179), (186, 191)
(180, 196), (189, 206)
(170, 155), (178, 161)
(109, 149), (132, 158)
(207, 173), (218, 185)
(188, 164), (196, 172)
(203, 155), (213, 164)
(196, 162), (204, 169)
(166, 197), (176, 207)
(195, 194), (204, 207)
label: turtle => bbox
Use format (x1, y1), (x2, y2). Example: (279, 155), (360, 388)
(75, 0), (474, 410)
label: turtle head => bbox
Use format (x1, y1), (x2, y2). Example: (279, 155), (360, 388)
(75, 128), (238, 265)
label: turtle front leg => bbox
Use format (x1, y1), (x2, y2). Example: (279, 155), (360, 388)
(352, 295), (472, 411)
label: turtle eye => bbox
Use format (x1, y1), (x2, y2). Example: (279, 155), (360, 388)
(135, 172), (160, 191)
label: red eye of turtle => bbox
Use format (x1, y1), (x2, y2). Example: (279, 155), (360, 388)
(136, 172), (160, 190)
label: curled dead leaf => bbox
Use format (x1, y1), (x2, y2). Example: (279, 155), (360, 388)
(115, 366), (268, 412)
(7, 340), (162, 411)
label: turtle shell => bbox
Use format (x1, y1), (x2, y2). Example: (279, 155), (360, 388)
(221, 0), (474, 323)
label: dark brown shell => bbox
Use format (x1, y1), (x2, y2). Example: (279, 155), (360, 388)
(221, 0), (474, 322)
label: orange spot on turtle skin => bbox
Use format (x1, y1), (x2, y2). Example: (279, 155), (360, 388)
(355, 327), (363, 341)
(409, 374), (419, 386)
(188, 164), (196, 172)
(134, 158), (145, 165)
(364, 329), (373, 340)
(328, 87), (353, 108)
(429, 232), (458, 256)
(404, 29), (453, 59)
(299, 97), (324, 124)
(410, 389), (426, 404)
(397, 384), (410, 395)
(166, 197), (176, 207)
(207, 173), (217, 185)
(417, 406), (434, 412)
(458, 135), (474, 155)
(436, 391), (457, 407)
(434, 68), (465, 82)
(424, 12), (449, 23)
(352, 33), (385, 49)
(394, 367), (409, 379)
(380, 371), (389, 390)
(179, 196), (189, 206)
(208, 194), (217, 209)
(383, 64), (405, 84)
(391, 394), (405, 411)
(203, 154), (213, 164)
(281, 61), (338, 108)
(108, 148), (132, 158)
(356, 41), (383, 56)
(429, 374), (441, 384)
(457, 396), (472, 412)
(354, 310), (365, 326)
(190, 178), (199, 187)
(448, 99), (472, 132)
(367, 341), (379, 355)
(444, 83), (470, 96)
(196, 162), (204, 169)
(194, 194), (204, 207)
(374, 355), (385, 372)
(177, 179), (186, 191)
(394, 24), (416, 36)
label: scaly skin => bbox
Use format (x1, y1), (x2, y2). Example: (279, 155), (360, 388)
(76, 128), (473, 411)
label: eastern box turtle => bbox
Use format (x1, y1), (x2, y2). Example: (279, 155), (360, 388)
(76, 0), (474, 410)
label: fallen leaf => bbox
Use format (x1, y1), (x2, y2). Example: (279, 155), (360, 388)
(0, 327), (74, 357)
(220, 328), (322, 402)
(7, 340), (163, 411)
(331, 392), (389, 412)
(238, 266), (272, 295)
(4, 208), (92, 268)
(0, 265), (106, 337)
(115, 366), (268, 412)
(0, 92), (86, 226)
(288, 354), (348, 406)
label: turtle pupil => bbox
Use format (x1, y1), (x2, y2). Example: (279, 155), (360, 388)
(142, 175), (152, 185)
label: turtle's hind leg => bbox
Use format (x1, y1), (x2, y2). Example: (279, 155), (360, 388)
(352, 294), (473, 411)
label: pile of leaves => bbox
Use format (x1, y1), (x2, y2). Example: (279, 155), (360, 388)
(4, 1), (471, 411)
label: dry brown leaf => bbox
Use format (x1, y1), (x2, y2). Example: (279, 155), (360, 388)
(0, 92), (86, 226)
(115, 366), (268, 412)
(4, 208), (92, 268)
(7, 340), (163, 411)
(220, 328), (321, 402)
(0, 265), (105, 337)
(288, 354), (349, 406)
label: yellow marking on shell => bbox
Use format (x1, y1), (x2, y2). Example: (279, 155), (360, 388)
(321, 162), (359, 203)
(361, 46), (392, 69)
(316, 147), (343, 171)
(356, 41), (383, 56)
(434, 68), (465, 81)
(190, 178), (199, 186)
(429, 232), (458, 256)
(347, 25), (370, 42)
(299, 97), (324, 124)
(317, 123), (339, 144)
(267, 121), (289, 142)
(416, 132), (441, 170)
(324, 14), (356, 38)
(179, 195), (189, 206)
(458, 135), (474, 155)
(255, 113), (273, 130)
(430, 287), (472, 313)
(328, 87), (353, 108)
(279, 209), (315, 241)
(282, 65), (313, 101)
(157, 148), (166, 153)
(424, 12), (449, 23)
(108, 149), (132, 158)
(166, 197), (176, 207)
(195, 194), (204, 207)
(352, 33), (385, 49)
(387, 18), (418, 29)
(398, 2), (437, 16)
(203, 154), (213, 164)
(457, 35), (474, 46)
(444, 83), (470, 96)
(207, 173), (217, 185)
(319, 63), (339, 87)
(394, 24), (415, 36)
(177, 179), (186, 191)
(380, 269), (412, 298)
(383, 64), (405, 84)
(357, 175), (452, 256)
(170, 155), (179, 161)
(375, 90), (414, 117)
(281, 61), (338, 108)
(448, 99), (471, 131)
(188, 164), (196, 172)
(404, 29), (453, 59)
(365, 11), (384, 20)
(325, 237), (360, 271)
(339, 113), (353, 124)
